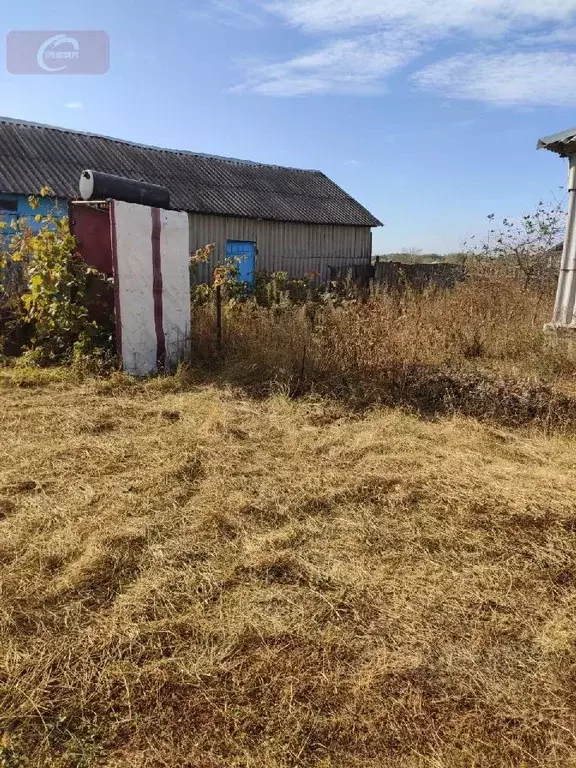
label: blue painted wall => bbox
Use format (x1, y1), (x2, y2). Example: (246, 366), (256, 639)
(0, 194), (68, 245)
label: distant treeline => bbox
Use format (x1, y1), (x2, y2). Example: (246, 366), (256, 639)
(374, 252), (466, 265)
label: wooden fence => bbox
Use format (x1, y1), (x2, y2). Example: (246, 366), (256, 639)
(328, 262), (467, 291)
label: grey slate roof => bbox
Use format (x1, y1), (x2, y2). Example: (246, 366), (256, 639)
(537, 127), (576, 156)
(0, 117), (381, 227)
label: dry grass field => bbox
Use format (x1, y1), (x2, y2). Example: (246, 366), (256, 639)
(2, 364), (576, 767)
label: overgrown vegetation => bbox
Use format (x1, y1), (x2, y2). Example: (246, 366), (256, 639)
(0, 191), (112, 366)
(187, 260), (576, 429)
(183, 201), (576, 430)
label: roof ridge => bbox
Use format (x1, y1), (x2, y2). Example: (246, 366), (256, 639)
(0, 115), (322, 175)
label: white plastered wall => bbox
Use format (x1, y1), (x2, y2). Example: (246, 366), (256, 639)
(111, 201), (191, 375)
(160, 208), (191, 369)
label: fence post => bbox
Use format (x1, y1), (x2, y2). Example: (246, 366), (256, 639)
(216, 284), (222, 353)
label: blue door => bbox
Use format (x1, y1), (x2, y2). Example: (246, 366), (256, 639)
(226, 240), (256, 286)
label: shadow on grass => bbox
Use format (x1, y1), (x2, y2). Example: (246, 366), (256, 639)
(2, 355), (576, 433)
(163, 359), (576, 434)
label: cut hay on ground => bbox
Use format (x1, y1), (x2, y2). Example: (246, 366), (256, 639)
(1, 372), (576, 766)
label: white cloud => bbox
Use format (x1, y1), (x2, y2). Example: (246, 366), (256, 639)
(264, 0), (576, 35)
(413, 51), (576, 106)
(231, 0), (576, 101)
(64, 101), (84, 109)
(234, 30), (424, 96)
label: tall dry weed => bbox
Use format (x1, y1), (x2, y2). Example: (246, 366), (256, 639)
(190, 265), (576, 427)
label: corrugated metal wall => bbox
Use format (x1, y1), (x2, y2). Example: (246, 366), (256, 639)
(189, 213), (373, 283)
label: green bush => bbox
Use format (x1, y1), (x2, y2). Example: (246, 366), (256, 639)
(0, 191), (112, 364)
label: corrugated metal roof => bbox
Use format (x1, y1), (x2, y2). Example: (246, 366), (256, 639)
(537, 127), (576, 156)
(0, 117), (382, 227)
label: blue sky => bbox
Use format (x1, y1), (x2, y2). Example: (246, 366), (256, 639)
(1, 0), (576, 253)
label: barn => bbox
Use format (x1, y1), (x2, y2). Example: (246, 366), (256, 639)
(0, 117), (381, 282)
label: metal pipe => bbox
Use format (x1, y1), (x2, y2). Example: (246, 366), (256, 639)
(215, 284), (223, 353)
(551, 154), (576, 326)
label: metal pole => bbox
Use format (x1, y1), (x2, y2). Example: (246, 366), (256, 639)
(216, 284), (222, 353)
(550, 154), (576, 327)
